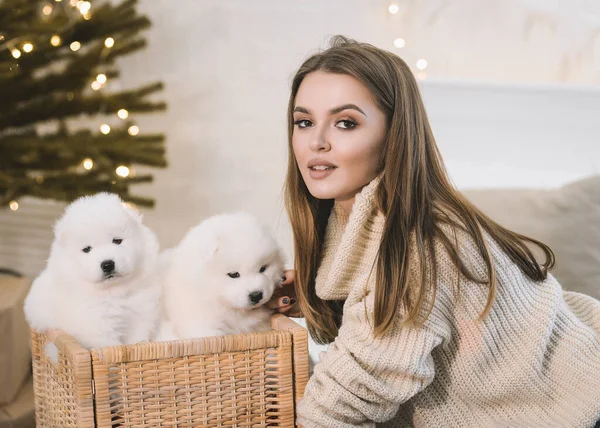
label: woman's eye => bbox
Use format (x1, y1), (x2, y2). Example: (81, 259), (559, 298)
(336, 120), (357, 130)
(294, 119), (312, 129)
(112, 238), (123, 245)
(228, 272), (240, 279)
(259, 265), (268, 273)
(82, 246), (92, 253)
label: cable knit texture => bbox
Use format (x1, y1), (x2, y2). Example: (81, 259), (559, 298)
(297, 176), (600, 427)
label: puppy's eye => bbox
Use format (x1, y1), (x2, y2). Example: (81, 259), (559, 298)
(82, 246), (92, 253)
(259, 265), (268, 273)
(227, 272), (240, 279)
(112, 238), (123, 245)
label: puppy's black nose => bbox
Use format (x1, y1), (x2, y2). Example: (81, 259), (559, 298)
(101, 260), (115, 273)
(249, 291), (263, 304)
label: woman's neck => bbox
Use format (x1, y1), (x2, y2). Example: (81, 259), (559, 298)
(335, 196), (355, 215)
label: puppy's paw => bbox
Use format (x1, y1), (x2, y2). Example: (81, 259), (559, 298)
(154, 321), (177, 342)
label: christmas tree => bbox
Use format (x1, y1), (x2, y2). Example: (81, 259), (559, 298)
(0, 0), (167, 208)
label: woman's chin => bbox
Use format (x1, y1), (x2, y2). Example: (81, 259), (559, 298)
(306, 182), (339, 200)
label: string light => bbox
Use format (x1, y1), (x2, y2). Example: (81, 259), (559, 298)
(69, 0), (78, 6)
(55, 0), (62, 2)
(117, 109), (129, 119)
(96, 73), (107, 84)
(100, 124), (111, 134)
(116, 166), (130, 177)
(9, 201), (19, 211)
(82, 158), (94, 170)
(11, 49), (21, 59)
(50, 35), (61, 46)
(70, 41), (81, 51)
(23, 43), (33, 53)
(416, 59), (428, 70)
(127, 125), (139, 136)
(388, 4), (399, 14)
(83, 11), (91, 20)
(77, 1), (91, 14)
(104, 37), (115, 48)
(91, 81), (102, 90)
(393, 38), (405, 48)
(43, 4), (54, 15)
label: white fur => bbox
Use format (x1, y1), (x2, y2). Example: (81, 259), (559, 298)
(24, 193), (161, 352)
(157, 212), (284, 341)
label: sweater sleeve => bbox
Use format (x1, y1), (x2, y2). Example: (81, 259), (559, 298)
(297, 288), (451, 427)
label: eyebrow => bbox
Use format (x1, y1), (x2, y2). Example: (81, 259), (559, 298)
(293, 104), (367, 117)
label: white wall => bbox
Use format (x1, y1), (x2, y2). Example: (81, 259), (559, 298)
(421, 79), (600, 190)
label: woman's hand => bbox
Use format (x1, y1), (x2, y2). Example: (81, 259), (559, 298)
(267, 269), (303, 317)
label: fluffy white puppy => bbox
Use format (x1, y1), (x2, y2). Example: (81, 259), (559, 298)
(24, 193), (161, 352)
(157, 212), (284, 341)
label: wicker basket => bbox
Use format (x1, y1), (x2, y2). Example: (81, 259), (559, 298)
(31, 314), (309, 427)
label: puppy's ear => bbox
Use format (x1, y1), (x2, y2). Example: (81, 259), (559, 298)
(202, 240), (219, 260)
(53, 219), (70, 248)
(54, 229), (70, 248)
(122, 202), (143, 224)
(198, 230), (219, 260)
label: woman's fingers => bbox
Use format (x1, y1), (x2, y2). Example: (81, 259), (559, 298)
(266, 296), (282, 310)
(276, 295), (298, 313)
(267, 269), (302, 317)
(266, 286), (294, 309)
(283, 305), (303, 317)
(279, 296), (296, 307)
(281, 269), (295, 285)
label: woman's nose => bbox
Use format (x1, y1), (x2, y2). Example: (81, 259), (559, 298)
(309, 125), (331, 152)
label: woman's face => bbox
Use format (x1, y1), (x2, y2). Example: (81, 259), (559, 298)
(292, 71), (387, 213)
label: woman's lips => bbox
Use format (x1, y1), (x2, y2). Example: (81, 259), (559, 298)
(308, 166), (337, 179)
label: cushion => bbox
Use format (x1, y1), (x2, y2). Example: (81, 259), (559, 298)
(462, 175), (600, 300)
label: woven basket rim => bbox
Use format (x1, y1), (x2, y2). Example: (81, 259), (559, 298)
(90, 329), (293, 364)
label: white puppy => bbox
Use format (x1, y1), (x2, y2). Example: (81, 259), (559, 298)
(24, 193), (161, 352)
(157, 212), (284, 341)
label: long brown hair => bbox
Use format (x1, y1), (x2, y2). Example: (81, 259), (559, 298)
(284, 35), (555, 345)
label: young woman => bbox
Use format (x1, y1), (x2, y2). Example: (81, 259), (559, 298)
(270, 36), (600, 427)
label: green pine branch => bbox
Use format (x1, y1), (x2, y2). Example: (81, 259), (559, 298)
(0, 169), (156, 207)
(0, 82), (166, 129)
(0, 0), (168, 208)
(0, 125), (166, 171)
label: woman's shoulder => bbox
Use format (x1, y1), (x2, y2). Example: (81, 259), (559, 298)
(433, 220), (515, 273)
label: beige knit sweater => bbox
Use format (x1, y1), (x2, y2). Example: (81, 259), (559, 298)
(297, 177), (600, 427)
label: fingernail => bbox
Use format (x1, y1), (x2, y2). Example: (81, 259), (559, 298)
(290, 298), (296, 304)
(282, 297), (290, 305)
(281, 275), (287, 282)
